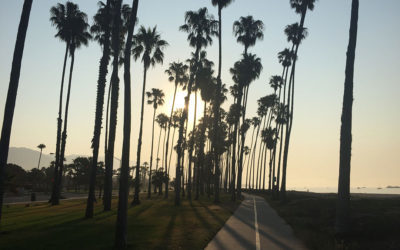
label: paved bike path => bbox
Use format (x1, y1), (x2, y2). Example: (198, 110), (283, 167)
(205, 193), (307, 250)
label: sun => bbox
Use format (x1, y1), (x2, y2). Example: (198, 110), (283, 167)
(167, 90), (204, 124)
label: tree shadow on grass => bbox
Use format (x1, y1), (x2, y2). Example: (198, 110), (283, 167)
(159, 209), (177, 248)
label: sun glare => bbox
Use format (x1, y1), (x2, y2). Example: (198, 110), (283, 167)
(168, 91), (204, 124)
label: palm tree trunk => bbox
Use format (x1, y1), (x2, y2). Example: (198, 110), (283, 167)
(280, 5), (309, 202)
(115, 0), (138, 246)
(155, 125), (162, 171)
(86, 0), (112, 216)
(0, 0), (32, 223)
(148, 107), (157, 198)
(105, 81), (111, 159)
(187, 90), (198, 200)
(230, 91), (243, 201)
(213, 5), (223, 204)
(164, 83), (178, 198)
(335, 0), (358, 235)
(168, 126), (176, 174)
(37, 149), (43, 169)
(50, 40), (69, 205)
(245, 126), (255, 189)
(56, 46), (76, 203)
(133, 64), (148, 205)
(175, 46), (200, 205)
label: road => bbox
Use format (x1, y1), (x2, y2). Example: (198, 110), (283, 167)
(205, 193), (307, 250)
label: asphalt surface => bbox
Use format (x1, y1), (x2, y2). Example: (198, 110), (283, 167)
(205, 193), (307, 250)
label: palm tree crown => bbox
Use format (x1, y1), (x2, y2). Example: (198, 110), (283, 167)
(284, 22), (308, 45)
(211, 0), (235, 9)
(290, 0), (316, 14)
(233, 16), (264, 53)
(230, 53), (262, 89)
(269, 75), (283, 92)
(50, 1), (91, 52)
(179, 8), (218, 50)
(146, 88), (165, 109)
(165, 62), (189, 88)
(132, 26), (168, 69)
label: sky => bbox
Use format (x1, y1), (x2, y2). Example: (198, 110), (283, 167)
(0, 0), (399, 189)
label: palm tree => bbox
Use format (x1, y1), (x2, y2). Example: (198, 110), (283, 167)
(37, 144), (46, 168)
(281, 0), (316, 201)
(131, 26), (168, 205)
(0, 0), (32, 223)
(230, 53), (262, 200)
(164, 62), (188, 197)
(92, 1), (132, 212)
(114, 0), (138, 247)
(146, 88), (165, 199)
(50, 2), (92, 205)
(48, 1), (74, 205)
(85, 0), (114, 218)
(335, 0), (359, 236)
(211, 0), (234, 204)
(176, 7), (217, 205)
(155, 113), (169, 171)
(233, 16), (264, 55)
(245, 117), (259, 189)
(185, 51), (214, 200)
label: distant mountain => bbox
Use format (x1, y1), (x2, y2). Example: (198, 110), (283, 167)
(7, 147), (131, 170)
(7, 147), (87, 170)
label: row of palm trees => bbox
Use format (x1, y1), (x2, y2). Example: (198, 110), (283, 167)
(0, 0), (359, 246)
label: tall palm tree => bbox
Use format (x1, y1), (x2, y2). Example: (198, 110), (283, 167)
(0, 0), (32, 223)
(245, 117), (259, 189)
(233, 16), (264, 55)
(335, 0), (359, 236)
(168, 110), (182, 173)
(281, 0), (316, 201)
(146, 88), (165, 198)
(114, 0), (139, 247)
(85, 0), (114, 218)
(50, 2), (92, 205)
(164, 62), (188, 197)
(195, 57), (216, 200)
(37, 144), (46, 168)
(93, 1), (132, 212)
(230, 53), (262, 200)
(155, 113), (169, 171)
(176, 7), (217, 205)
(131, 26), (168, 205)
(211, 0), (234, 203)
(48, 1), (75, 205)
(185, 51), (214, 200)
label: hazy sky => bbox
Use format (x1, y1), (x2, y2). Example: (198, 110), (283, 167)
(1, 0), (399, 188)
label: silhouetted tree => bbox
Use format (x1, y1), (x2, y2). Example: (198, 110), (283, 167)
(37, 144), (46, 168)
(85, 0), (113, 218)
(145, 88), (165, 198)
(131, 26), (168, 205)
(211, 0), (234, 204)
(164, 62), (188, 197)
(49, 1), (91, 205)
(115, 0), (139, 248)
(0, 0), (32, 223)
(176, 7), (217, 205)
(281, 0), (316, 201)
(335, 0), (359, 236)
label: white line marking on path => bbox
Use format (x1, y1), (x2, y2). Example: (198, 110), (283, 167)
(254, 197), (260, 250)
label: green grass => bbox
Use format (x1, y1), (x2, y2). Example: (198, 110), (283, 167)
(1, 192), (240, 249)
(254, 191), (400, 250)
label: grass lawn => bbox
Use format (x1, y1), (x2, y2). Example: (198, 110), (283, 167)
(1, 192), (241, 249)
(254, 191), (400, 250)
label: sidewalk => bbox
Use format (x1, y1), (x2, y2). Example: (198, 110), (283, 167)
(205, 193), (307, 250)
